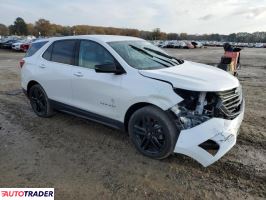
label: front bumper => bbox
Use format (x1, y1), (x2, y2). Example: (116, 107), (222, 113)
(174, 100), (245, 167)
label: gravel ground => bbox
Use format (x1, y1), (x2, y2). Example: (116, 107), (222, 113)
(0, 47), (265, 200)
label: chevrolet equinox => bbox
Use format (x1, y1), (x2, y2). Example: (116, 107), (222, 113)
(20, 35), (245, 167)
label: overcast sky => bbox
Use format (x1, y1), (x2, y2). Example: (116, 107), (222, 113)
(0, 0), (266, 34)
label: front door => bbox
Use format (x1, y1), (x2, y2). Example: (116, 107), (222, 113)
(71, 40), (123, 120)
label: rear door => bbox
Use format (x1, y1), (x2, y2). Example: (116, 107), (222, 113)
(37, 39), (77, 105)
(71, 40), (123, 120)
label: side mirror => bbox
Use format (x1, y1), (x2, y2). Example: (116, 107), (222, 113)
(95, 63), (124, 74)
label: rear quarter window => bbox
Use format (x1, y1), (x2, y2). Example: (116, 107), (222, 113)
(25, 41), (48, 57)
(42, 44), (53, 61)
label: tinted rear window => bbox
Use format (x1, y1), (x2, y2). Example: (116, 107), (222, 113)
(51, 40), (76, 65)
(42, 44), (53, 61)
(25, 41), (48, 57)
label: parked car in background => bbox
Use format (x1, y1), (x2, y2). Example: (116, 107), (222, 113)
(159, 41), (169, 48)
(255, 43), (264, 48)
(166, 40), (176, 48)
(1, 39), (19, 49)
(173, 41), (186, 48)
(247, 43), (254, 48)
(191, 41), (203, 48)
(20, 42), (31, 52)
(183, 41), (194, 49)
(12, 41), (22, 51)
(12, 40), (29, 51)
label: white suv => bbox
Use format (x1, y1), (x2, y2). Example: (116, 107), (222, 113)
(20, 35), (244, 167)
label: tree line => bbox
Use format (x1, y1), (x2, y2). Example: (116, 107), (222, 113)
(0, 17), (266, 43)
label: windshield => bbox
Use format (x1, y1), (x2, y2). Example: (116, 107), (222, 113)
(108, 40), (183, 70)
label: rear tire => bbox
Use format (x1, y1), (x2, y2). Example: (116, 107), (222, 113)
(128, 105), (178, 159)
(28, 84), (55, 117)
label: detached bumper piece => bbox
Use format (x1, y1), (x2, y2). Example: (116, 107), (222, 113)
(174, 101), (244, 167)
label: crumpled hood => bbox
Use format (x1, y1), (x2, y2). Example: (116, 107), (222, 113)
(139, 61), (239, 91)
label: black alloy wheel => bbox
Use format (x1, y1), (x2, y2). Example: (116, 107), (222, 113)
(133, 116), (166, 154)
(129, 106), (178, 159)
(28, 84), (54, 117)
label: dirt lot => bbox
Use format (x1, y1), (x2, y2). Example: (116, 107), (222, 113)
(0, 47), (265, 200)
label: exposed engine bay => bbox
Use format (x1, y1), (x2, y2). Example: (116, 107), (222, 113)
(171, 87), (243, 130)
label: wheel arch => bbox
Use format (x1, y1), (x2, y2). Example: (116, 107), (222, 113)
(27, 80), (40, 96)
(124, 102), (151, 132)
(124, 102), (168, 132)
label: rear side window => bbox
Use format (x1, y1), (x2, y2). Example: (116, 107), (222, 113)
(51, 40), (76, 65)
(25, 41), (48, 57)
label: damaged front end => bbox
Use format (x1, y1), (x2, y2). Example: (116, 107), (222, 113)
(170, 87), (244, 167)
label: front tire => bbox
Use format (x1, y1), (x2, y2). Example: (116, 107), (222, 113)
(128, 106), (178, 159)
(28, 84), (54, 117)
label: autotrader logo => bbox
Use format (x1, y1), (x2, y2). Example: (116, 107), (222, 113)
(0, 188), (54, 199)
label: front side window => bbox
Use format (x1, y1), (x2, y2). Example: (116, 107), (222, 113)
(78, 40), (115, 69)
(51, 40), (76, 65)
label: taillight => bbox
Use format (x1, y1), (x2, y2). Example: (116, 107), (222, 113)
(19, 59), (25, 68)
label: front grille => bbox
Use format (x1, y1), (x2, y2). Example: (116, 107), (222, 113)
(216, 87), (242, 119)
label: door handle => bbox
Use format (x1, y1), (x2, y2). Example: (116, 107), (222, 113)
(73, 72), (83, 77)
(39, 64), (46, 68)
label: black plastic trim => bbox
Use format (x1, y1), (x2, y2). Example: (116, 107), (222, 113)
(199, 140), (219, 156)
(50, 99), (124, 130)
(199, 140), (219, 150)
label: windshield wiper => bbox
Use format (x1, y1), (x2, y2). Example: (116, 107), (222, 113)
(129, 45), (171, 67)
(144, 47), (172, 58)
(129, 45), (180, 67)
(143, 47), (184, 64)
(129, 45), (153, 57)
(139, 47), (180, 66)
